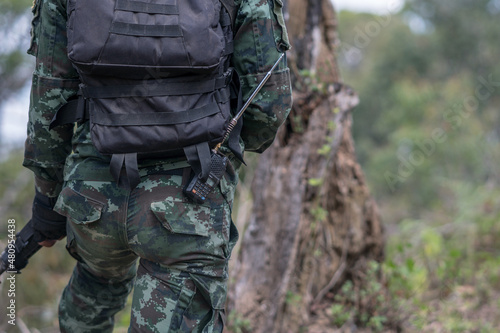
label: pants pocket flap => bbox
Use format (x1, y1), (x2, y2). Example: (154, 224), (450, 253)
(151, 199), (211, 237)
(54, 186), (105, 224)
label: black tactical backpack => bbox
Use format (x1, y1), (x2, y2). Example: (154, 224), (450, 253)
(53, 0), (242, 189)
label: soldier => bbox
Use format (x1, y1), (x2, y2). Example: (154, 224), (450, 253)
(24, 0), (292, 331)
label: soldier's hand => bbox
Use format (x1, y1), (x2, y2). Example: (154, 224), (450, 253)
(38, 236), (65, 247)
(31, 190), (67, 243)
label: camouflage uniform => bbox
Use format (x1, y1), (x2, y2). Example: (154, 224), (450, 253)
(24, 0), (292, 331)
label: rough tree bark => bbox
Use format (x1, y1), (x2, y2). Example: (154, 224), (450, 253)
(227, 0), (385, 332)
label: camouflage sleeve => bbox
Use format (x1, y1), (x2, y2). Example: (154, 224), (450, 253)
(233, 0), (293, 153)
(23, 0), (80, 197)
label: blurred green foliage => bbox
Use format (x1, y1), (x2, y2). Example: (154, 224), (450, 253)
(0, 0), (32, 14)
(333, 0), (500, 330)
(0, 0), (33, 106)
(338, 1), (500, 219)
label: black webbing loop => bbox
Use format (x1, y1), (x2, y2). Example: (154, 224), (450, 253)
(110, 153), (141, 190)
(115, 0), (178, 14)
(110, 22), (182, 37)
(109, 154), (123, 188)
(125, 153), (140, 189)
(183, 142), (211, 181)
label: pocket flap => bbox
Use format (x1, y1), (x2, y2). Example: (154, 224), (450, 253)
(151, 199), (211, 237)
(54, 186), (105, 224)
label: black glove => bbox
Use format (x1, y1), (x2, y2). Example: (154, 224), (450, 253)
(31, 190), (67, 243)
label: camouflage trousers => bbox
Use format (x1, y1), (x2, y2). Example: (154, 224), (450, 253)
(54, 168), (239, 332)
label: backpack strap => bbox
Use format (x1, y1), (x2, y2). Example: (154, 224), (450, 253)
(227, 69), (244, 163)
(110, 153), (141, 190)
(184, 142), (212, 181)
(220, 0), (236, 29)
(49, 92), (88, 130)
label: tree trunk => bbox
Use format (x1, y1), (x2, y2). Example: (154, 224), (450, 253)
(227, 0), (385, 332)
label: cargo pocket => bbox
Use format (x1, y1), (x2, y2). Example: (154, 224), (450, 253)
(271, 0), (291, 51)
(189, 273), (228, 332)
(151, 199), (212, 237)
(65, 226), (84, 262)
(131, 264), (197, 332)
(54, 186), (105, 225)
(54, 186), (106, 264)
(164, 279), (197, 331)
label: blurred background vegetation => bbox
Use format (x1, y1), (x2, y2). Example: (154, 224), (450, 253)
(1, 0), (500, 331)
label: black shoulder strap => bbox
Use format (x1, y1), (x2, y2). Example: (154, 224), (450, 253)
(49, 96), (87, 130)
(184, 142), (212, 181)
(220, 0), (236, 28)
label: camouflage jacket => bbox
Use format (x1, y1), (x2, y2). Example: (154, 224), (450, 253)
(23, 0), (292, 198)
